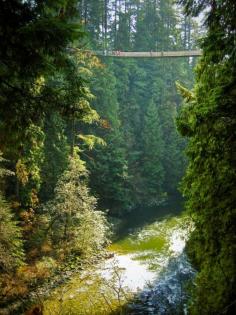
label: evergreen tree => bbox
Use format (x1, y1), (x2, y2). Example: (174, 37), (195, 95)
(44, 153), (109, 259)
(85, 64), (132, 215)
(0, 0), (94, 206)
(0, 196), (25, 272)
(177, 1), (236, 313)
(0, 1), (110, 309)
(0, 152), (25, 305)
(141, 99), (164, 206)
(81, 0), (197, 214)
(0, 153), (24, 272)
(40, 113), (69, 202)
(159, 101), (186, 194)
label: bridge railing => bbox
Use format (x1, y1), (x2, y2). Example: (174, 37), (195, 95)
(95, 50), (202, 58)
(68, 48), (202, 58)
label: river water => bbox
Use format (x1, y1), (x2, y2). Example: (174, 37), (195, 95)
(44, 202), (195, 315)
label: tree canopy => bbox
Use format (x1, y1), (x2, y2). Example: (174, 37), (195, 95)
(177, 0), (236, 313)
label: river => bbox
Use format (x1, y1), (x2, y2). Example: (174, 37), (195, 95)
(44, 200), (195, 315)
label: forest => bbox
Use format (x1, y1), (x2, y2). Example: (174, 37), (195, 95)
(0, 0), (235, 314)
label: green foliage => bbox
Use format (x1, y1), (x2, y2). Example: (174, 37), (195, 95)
(0, 0), (201, 311)
(78, 134), (106, 150)
(79, 0), (196, 215)
(160, 101), (187, 194)
(177, 1), (236, 313)
(176, 81), (195, 103)
(0, 154), (25, 309)
(83, 64), (133, 215)
(0, 153), (14, 179)
(40, 113), (69, 201)
(44, 262), (132, 315)
(0, 152), (25, 272)
(0, 1), (110, 311)
(44, 154), (109, 259)
(0, 0), (83, 134)
(0, 196), (25, 271)
(141, 99), (164, 206)
(89, 130), (131, 215)
(16, 124), (45, 207)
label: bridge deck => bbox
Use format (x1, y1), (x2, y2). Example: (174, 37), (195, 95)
(95, 50), (202, 58)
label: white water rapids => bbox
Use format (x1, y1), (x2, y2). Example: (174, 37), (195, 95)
(100, 216), (195, 314)
(44, 214), (195, 315)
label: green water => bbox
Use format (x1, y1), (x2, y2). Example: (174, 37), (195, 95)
(110, 215), (182, 253)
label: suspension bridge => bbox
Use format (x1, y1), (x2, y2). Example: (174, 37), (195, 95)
(70, 48), (202, 58)
(94, 50), (202, 58)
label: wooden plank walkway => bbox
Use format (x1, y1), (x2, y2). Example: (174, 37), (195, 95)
(95, 50), (202, 58)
